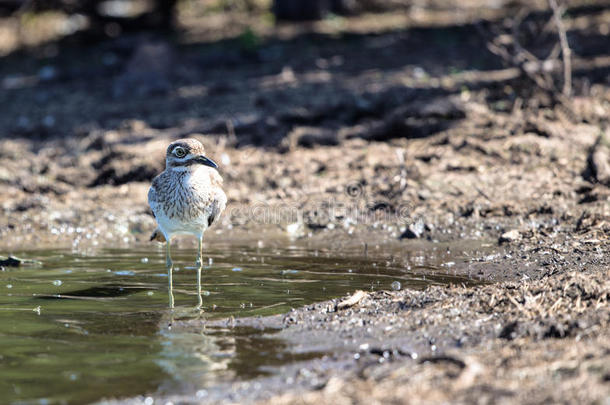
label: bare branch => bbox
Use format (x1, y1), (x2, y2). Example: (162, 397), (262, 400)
(477, 3), (573, 104)
(548, 0), (572, 97)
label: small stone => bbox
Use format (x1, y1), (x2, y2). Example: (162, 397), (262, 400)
(586, 132), (610, 186)
(418, 189), (432, 200)
(0, 256), (42, 267)
(499, 229), (521, 244)
(400, 219), (425, 239)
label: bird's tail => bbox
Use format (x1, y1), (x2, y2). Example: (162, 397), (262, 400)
(150, 228), (166, 242)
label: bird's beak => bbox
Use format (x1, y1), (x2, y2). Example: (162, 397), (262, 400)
(195, 155), (218, 169)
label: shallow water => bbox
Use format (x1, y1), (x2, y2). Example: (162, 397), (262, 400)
(0, 243), (480, 404)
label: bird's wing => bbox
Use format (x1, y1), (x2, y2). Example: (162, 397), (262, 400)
(147, 178), (167, 242)
(147, 178), (160, 217)
(206, 170), (226, 228)
(207, 192), (227, 228)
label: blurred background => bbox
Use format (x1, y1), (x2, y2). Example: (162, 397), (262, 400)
(1, 0), (608, 144)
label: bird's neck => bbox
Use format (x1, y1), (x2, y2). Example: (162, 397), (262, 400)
(168, 165), (212, 182)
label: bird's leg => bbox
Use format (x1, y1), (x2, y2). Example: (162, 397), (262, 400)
(195, 234), (205, 267)
(196, 236), (203, 309)
(166, 239), (174, 309)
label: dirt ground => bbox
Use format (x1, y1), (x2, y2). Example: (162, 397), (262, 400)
(1, 0), (609, 403)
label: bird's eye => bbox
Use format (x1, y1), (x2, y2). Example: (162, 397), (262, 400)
(174, 147), (186, 158)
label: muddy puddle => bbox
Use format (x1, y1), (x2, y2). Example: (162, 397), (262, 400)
(0, 242), (486, 404)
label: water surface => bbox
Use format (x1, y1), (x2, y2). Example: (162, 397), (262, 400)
(0, 243), (480, 404)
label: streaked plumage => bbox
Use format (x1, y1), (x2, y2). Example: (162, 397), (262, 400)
(148, 138), (226, 308)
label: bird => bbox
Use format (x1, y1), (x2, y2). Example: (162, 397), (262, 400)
(148, 138), (227, 308)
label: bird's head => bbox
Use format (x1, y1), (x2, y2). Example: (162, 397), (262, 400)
(165, 138), (218, 170)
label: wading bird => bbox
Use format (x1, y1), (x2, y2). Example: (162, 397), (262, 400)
(148, 139), (226, 308)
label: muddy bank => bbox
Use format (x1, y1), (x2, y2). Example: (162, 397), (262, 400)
(109, 265), (608, 405)
(257, 268), (609, 405)
(1, 126), (609, 252)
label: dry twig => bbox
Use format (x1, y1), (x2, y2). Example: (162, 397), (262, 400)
(548, 0), (572, 97)
(479, 1), (573, 103)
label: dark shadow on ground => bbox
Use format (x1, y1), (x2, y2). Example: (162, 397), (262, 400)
(0, 2), (608, 148)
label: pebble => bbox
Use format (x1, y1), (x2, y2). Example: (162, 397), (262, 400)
(499, 229), (521, 244)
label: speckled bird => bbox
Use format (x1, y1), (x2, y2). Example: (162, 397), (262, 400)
(148, 138), (226, 308)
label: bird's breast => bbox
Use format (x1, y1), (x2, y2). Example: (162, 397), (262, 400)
(161, 169), (221, 222)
